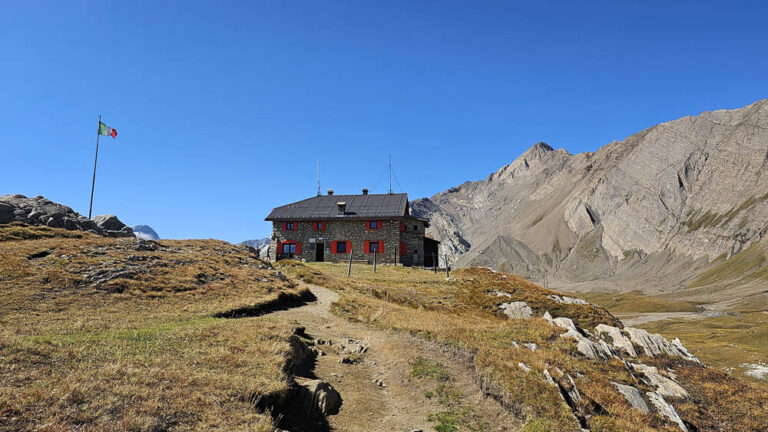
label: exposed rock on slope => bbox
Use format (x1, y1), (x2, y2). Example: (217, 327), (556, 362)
(92, 215), (134, 238)
(414, 100), (768, 294)
(0, 194), (133, 238)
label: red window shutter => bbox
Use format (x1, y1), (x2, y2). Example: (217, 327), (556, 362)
(281, 222), (286, 231)
(277, 242), (283, 253)
(399, 242), (406, 255)
(293, 222), (297, 231)
(365, 221), (370, 230)
(379, 241), (384, 253)
(378, 220), (383, 230)
(364, 241), (370, 254)
(400, 222), (405, 232)
(331, 241), (337, 253)
(313, 222), (317, 230)
(295, 242), (302, 254)
(345, 241), (350, 253)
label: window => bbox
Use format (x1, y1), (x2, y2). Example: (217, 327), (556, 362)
(313, 221), (325, 230)
(278, 241), (301, 255)
(365, 240), (383, 253)
(370, 221), (378, 229)
(332, 241), (349, 254)
(282, 222), (296, 231)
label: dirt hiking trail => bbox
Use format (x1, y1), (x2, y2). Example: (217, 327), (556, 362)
(264, 284), (523, 432)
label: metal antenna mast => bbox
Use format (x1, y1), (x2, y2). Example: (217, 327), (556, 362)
(317, 160), (321, 196)
(388, 154), (392, 194)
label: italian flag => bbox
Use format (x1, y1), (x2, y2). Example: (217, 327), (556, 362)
(98, 121), (118, 138)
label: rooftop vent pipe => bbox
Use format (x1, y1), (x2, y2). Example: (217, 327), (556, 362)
(362, 188), (369, 195)
(327, 189), (334, 196)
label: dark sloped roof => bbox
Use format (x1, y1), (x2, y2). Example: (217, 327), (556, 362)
(265, 193), (409, 220)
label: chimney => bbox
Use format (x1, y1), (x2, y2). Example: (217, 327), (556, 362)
(362, 188), (369, 195)
(337, 201), (346, 214)
(327, 189), (334, 196)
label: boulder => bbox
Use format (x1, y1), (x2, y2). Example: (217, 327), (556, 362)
(92, 215), (134, 238)
(499, 301), (533, 319)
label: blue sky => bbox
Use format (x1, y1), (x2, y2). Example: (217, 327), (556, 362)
(1, 1), (766, 242)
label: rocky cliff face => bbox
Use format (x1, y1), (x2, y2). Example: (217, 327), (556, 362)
(413, 100), (768, 294)
(0, 194), (134, 238)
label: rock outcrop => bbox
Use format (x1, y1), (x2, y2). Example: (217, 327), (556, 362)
(499, 301), (533, 319)
(647, 391), (688, 431)
(92, 215), (134, 238)
(540, 309), (695, 431)
(412, 100), (768, 299)
(612, 383), (649, 414)
(0, 194), (134, 238)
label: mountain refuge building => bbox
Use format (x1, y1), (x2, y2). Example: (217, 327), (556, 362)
(265, 190), (439, 266)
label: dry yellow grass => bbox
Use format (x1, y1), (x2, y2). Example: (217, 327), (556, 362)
(0, 225), (307, 431)
(279, 261), (768, 432)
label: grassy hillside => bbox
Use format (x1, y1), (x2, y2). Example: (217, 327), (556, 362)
(278, 262), (768, 432)
(577, 291), (700, 314)
(0, 224), (308, 431)
(3, 224), (766, 431)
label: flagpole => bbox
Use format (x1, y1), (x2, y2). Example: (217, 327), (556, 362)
(88, 115), (101, 219)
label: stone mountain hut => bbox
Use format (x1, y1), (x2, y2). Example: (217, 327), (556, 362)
(265, 189), (439, 266)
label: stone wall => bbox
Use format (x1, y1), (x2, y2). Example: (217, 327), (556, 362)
(268, 218), (428, 265)
(400, 219), (426, 266)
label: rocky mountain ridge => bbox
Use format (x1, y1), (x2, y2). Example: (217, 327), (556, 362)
(241, 238), (271, 257)
(133, 225), (160, 240)
(413, 99), (768, 298)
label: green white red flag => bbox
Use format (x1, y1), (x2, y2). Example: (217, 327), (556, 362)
(98, 121), (117, 138)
